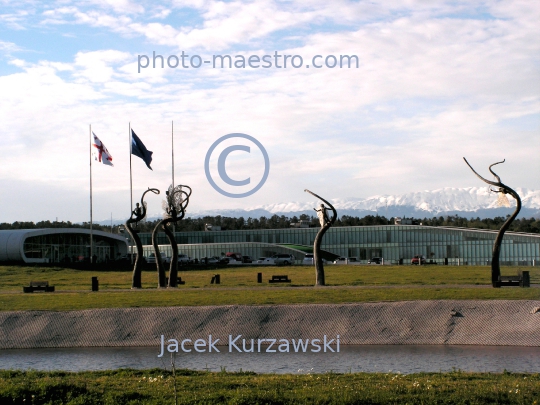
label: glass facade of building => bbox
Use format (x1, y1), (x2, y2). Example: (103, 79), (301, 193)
(141, 242), (306, 262)
(138, 225), (540, 265)
(23, 233), (123, 263)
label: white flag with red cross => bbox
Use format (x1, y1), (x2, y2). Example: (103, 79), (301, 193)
(92, 132), (114, 166)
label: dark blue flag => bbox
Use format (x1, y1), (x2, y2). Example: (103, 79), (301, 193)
(131, 129), (153, 170)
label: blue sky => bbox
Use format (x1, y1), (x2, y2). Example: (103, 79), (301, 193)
(0, 0), (539, 222)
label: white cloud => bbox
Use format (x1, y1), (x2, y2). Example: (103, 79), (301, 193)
(150, 7), (171, 19)
(0, 1), (538, 222)
(0, 9), (30, 30)
(87, 0), (145, 14)
(74, 49), (132, 83)
(0, 40), (21, 53)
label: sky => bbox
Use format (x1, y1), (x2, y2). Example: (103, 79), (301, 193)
(0, 0), (539, 223)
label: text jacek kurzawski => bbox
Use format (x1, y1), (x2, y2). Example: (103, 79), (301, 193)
(158, 335), (340, 357)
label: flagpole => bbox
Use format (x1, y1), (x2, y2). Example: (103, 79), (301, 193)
(129, 122), (133, 214)
(89, 124), (94, 264)
(172, 120), (175, 234)
(172, 120), (174, 189)
(129, 122), (133, 263)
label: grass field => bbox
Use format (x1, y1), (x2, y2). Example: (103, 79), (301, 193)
(0, 369), (538, 405)
(1, 264), (539, 291)
(2, 286), (540, 311)
(0, 265), (538, 311)
(1, 267), (539, 404)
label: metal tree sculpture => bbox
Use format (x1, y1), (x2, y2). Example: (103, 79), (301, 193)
(167, 185), (191, 287)
(305, 189), (337, 286)
(463, 158), (522, 287)
(151, 184), (192, 288)
(125, 187), (160, 289)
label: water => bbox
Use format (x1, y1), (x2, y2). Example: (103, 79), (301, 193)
(1, 345), (540, 374)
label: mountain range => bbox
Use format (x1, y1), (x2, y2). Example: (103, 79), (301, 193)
(94, 187), (540, 225)
(185, 187), (540, 220)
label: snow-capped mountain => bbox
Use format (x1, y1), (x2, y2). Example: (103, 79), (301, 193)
(188, 187), (540, 219)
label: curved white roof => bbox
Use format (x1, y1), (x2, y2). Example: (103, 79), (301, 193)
(0, 228), (128, 262)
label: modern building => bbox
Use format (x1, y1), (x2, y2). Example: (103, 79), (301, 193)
(138, 225), (540, 265)
(0, 229), (128, 264)
(2, 225), (538, 266)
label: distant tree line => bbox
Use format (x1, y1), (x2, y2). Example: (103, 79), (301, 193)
(1, 214), (539, 233)
(0, 220), (103, 231)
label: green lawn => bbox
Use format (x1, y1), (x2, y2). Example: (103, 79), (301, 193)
(1, 286), (539, 311)
(0, 369), (538, 405)
(1, 265), (538, 311)
(2, 264), (539, 291)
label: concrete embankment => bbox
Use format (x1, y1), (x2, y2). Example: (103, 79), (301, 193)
(1, 300), (539, 349)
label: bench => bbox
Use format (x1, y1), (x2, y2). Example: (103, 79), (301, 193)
(164, 277), (186, 285)
(497, 271), (530, 288)
(269, 275), (291, 283)
(23, 281), (55, 293)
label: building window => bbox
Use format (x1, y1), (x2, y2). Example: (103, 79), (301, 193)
(359, 248), (367, 260)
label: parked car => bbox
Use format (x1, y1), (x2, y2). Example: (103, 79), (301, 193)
(242, 255), (253, 263)
(200, 256), (220, 264)
(226, 252), (243, 262)
(178, 254), (190, 264)
(302, 254), (327, 265)
(272, 254), (295, 265)
(256, 257), (267, 264)
(411, 255), (426, 265)
(368, 257), (382, 264)
(146, 252), (166, 264)
(159, 255), (187, 264)
(116, 253), (145, 264)
(260, 254), (294, 265)
(348, 257), (360, 262)
(303, 254), (314, 265)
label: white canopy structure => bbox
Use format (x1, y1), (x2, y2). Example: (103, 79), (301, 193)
(0, 229), (128, 263)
